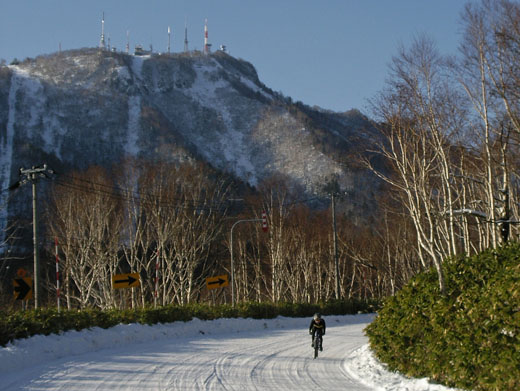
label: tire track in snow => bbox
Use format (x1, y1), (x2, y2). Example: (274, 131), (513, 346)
(0, 316), (377, 391)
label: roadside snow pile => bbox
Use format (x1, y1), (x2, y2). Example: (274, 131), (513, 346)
(343, 344), (460, 391)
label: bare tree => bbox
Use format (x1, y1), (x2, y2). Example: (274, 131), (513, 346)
(367, 35), (468, 294)
(168, 163), (230, 304)
(113, 158), (149, 308)
(140, 162), (230, 305)
(258, 177), (298, 302)
(456, 0), (520, 247)
(46, 167), (122, 309)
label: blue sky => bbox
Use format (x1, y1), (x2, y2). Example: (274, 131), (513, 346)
(0, 1), (472, 113)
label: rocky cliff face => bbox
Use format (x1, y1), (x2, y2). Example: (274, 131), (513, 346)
(0, 48), (381, 236)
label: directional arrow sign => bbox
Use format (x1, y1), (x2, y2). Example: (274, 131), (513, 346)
(13, 277), (33, 300)
(206, 274), (229, 290)
(112, 273), (140, 289)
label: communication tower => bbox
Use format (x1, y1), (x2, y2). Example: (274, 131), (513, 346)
(168, 26), (171, 54)
(99, 12), (106, 49)
(184, 18), (189, 52)
(203, 18), (211, 54)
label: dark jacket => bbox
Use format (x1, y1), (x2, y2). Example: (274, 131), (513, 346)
(309, 318), (326, 335)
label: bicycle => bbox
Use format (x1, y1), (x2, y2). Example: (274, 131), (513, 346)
(311, 330), (323, 359)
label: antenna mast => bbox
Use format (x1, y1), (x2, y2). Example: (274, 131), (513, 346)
(204, 18), (210, 54)
(99, 12), (106, 49)
(204, 19), (207, 54)
(167, 26), (171, 54)
(184, 18), (189, 52)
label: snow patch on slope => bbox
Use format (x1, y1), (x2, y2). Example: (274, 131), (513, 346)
(0, 71), (20, 242)
(126, 95), (141, 155)
(131, 55), (149, 80)
(254, 111), (343, 193)
(239, 75), (273, 100)
(11, 67), (67, 160)
(188, 60), (258, 185)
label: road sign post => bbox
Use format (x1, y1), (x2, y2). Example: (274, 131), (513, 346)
(55, 237), (61, 312)
(154, 250), (160, 308)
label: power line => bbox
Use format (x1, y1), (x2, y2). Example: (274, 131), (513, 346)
(52, 177), (231, 213)
(52, 174), (323, 210)
(6, 168), (327, 221)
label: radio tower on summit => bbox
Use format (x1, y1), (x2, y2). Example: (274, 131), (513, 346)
(167, 26), (171, 54)
(203, 18), (211, 54)
(99, 12), (106, 49)
(184, 18), (189, 52)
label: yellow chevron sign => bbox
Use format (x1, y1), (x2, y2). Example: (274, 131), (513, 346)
(206, 275), (229, 290)
(13, 277), (33, 300)
(112, 273), (140, 289)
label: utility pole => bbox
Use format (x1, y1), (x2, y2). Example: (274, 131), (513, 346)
(17, 165), (54, 308)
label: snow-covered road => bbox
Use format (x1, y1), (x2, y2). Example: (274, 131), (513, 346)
(0, 314), (458, 390)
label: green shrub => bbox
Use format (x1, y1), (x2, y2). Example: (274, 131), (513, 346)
(238, 302), (280, 319)
(366, 242), (520, 391)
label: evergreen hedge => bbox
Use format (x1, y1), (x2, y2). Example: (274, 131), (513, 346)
(0, 298), (378, 347)
(365, 242), (520, 391)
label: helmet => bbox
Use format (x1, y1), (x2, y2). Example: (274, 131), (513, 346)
(313, 313), (321, 320)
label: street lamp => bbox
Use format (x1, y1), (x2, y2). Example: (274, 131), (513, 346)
(323, 179), (343, 300)
(230, 212), (268, 307)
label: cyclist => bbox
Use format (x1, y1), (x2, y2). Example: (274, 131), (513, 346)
(309, 313), (326, 351)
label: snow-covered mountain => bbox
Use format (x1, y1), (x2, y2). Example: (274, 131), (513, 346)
(0, 48), (381, 231)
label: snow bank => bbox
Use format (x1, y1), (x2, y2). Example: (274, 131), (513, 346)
(343, 344), (460, 391)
